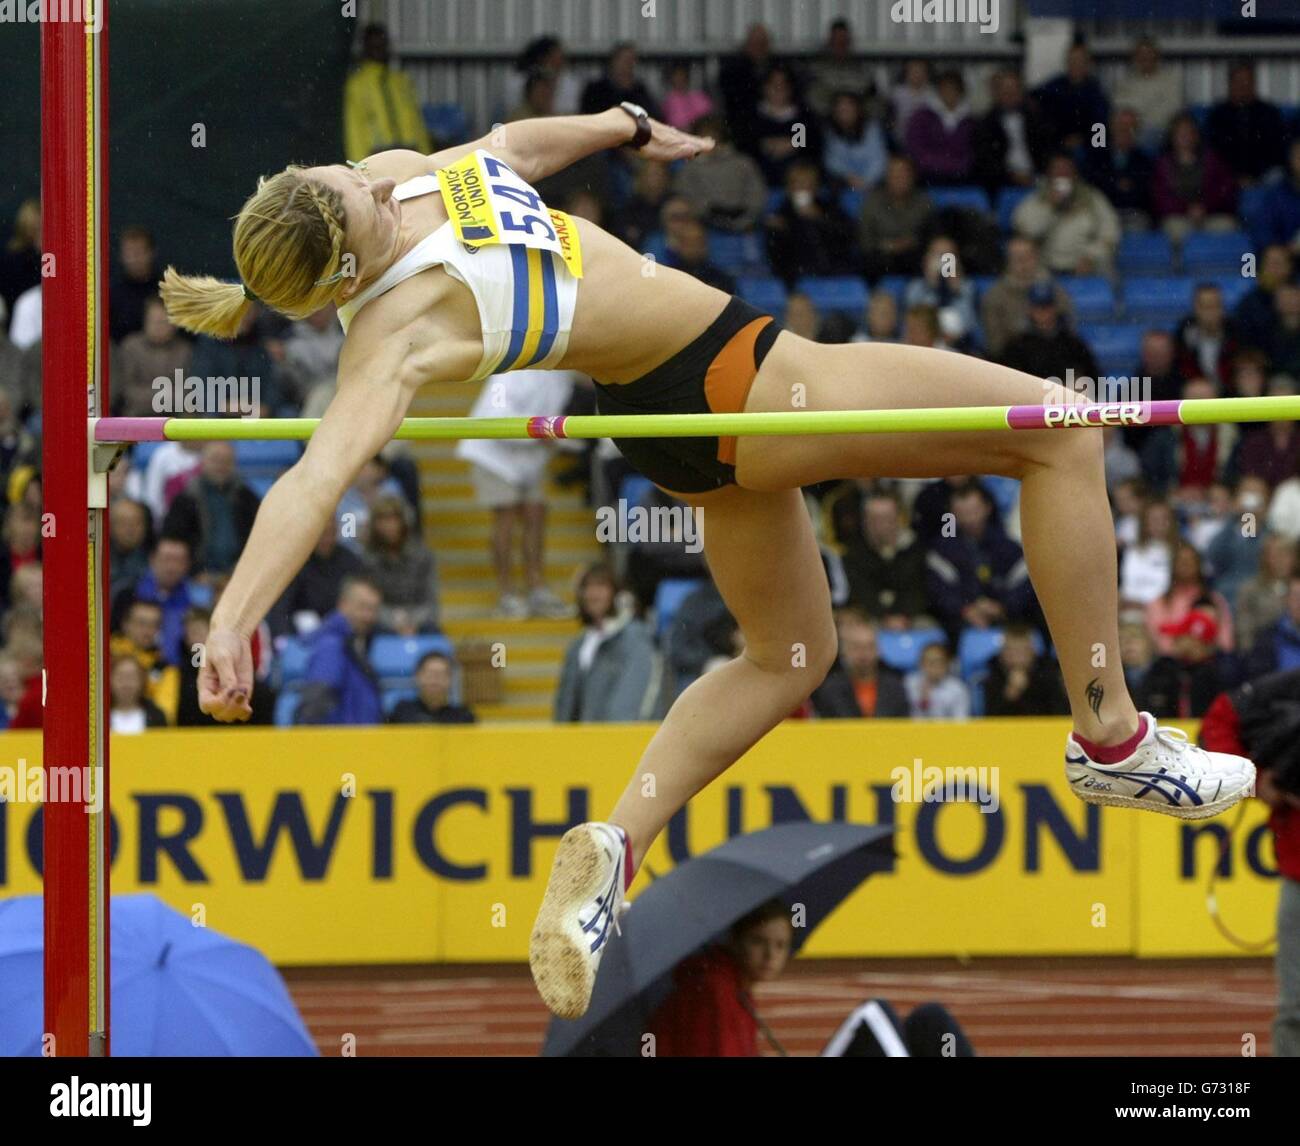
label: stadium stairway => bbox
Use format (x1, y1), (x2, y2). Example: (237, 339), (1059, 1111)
(406, 381), (601, 722)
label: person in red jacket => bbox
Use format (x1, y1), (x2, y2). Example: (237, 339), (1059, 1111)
(1200, 669), (1300, 1057)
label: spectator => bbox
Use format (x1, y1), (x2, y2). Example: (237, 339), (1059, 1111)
(904, 642), (971, 720)
(0, 383), (36, 489)
(0, 653), (24, 729)
(1140, 607), (1241, 717)
(660, 60), (713, 132)
(972, 69), (1052, 195)
(579, 42), (660, 119)
(1236, 374), (1300, 488)
(807, 18), (874, 117)
(1269, 286), (1300, 379)
(666, 215), (736, 295)
(0, 199), (40, 326)
(904, 235), (980, 351)
(108, 226), (160, 344)
(1152, 114), (1238, 245)
(659, 580), (733, 703)
(925, 481), (1034, 639)
(823, 91), (888, 193)
(1236, 535), (1299, 651)
(7, 284), (40, 351)
(1142, 376), (1238, 496)
(622, 485), (708, 613)
(114, 295), (193, 418)
(1120, 620), (1157, 697)
(854, 288), (901, 343)
(0, 503), (41, 613)
(553, 563), (659, 722)
(1112, 37), (1184, 148)
(889, 59), (934, 144)
(188, 302), (284, 414)
(1271, 459), (1300, 542)
(503, 36), (582, 118)
(110, 597), (166, 673)
(509, 69), (557, 123)
(138, 439), (202, 526)
(1120, 499), (1179, 606)
(673, 116), (768, 235)
(859, 155), (933, 280)
(717, 24), (777, 155)
(338, 454), (407, 551)
(457, 369), (575, 619)
(109, 537), (211, 667)
(811, 610), (909, 718)
(840, 487), (929, 624)
(1000, 281), (1099, 383)
(1081, 107), (1156, 230)
(1111, 477), (1147, 547)
(1013, 153), (1121, 276)
(1104, 426), (1142, 491)
(343, 22), (431, 162)
(612, 159), (673, 251)
(160, 442), (259, 577)
(173, 606), (271, 726)
(1, 622), (43, 730)
(1235, 246), (1294, 354)
(1247, 574), (1300, 675)
(1205, 61), (1288, 186)
(782, 293), (820, 341)
(980, 236), (1072, 358)
(270, 517), (365, 637)
(279, 302), (343, 410)
(6, 563), (41, 620)
(295, 575), (384, 725)
(765, 162), (860, 285)
(983, 622), (1069, 716)
(1146, 542), (1235, 655)
(1174, 283), (1238, 390)
(108, 655), (168, 733)
(357, 494), (440, 634)
(1034, 43), (1110, 150)
(387, 652), (476, 724)
(749, 65), (817, 187)
(1205, 475), (1273, 605)
(1254, 139), (1300, 253)
(904, 69), (975, 187)
(902, 304), (944, 350)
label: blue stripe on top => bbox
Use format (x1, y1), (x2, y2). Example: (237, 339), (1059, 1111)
(529, 252), (560, 367)
(497, 245), (532, 373)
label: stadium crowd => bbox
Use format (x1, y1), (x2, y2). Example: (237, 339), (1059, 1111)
(1, 19), (1299, 732)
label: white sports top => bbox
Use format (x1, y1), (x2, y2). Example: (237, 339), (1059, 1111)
(336, 153), (581, 383)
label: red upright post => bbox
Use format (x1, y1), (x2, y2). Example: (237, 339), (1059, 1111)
(41, 0), (111, 1058)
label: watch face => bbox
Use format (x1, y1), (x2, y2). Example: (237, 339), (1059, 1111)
(624, 102), (647, 118)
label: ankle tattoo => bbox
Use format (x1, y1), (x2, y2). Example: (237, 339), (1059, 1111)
(1086, 678), (1104, 719)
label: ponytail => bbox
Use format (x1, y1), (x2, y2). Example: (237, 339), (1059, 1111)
(159, 267), (252, 339)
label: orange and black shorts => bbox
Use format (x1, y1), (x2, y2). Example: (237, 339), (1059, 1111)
(592, 296), (782, 494)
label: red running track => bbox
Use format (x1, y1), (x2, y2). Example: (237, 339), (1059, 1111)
(282, 958), (1279, 1057)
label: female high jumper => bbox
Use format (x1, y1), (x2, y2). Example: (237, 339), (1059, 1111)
(161, 105), (1254, 1020)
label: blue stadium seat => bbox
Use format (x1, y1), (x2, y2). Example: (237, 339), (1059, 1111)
(1078, 323), (1144, 376)
(246, 476), (275, 499)
(738, 276), (788, 316)
(131, 441), (163, 469)
(1059, 276), (1116, 322)
(797, 276), (869, 316)
(618, 473), (653, 508)
(1121, 277), (1195, 324)
(970, 275), (997, 300)
(1182, 232), (1253, 275)
(958, 628), (1005, 681)
(980, 475), (1020, 519)
(382, 688), (417, 715)
(708, 230), (766, 276)
(423, 102), (469, 145)
(276, 637), (313, 686)
(876, 627), (945, 674)
(1239, 184), (1275, 251)
(655, 578), (707, 641)
(995, 186), (1033, 233)
(640, 231), (669, 263)
(928, 186), (992, 215)
(766, 189), (786, 215)
(274, 689), (302, 728)
(1188, 104), (1212, 129)
(839, 187), (864, 218)
(1117, 232), (1174, 275)
(234, 439), (301, 471)
(370, 634), (455, 680)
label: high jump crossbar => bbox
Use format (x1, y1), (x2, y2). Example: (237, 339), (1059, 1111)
(92, 396), (1300, 447)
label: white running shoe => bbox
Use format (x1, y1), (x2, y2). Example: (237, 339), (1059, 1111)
(1065, 713), (1255, 820)
(529, 822), (628, 1019)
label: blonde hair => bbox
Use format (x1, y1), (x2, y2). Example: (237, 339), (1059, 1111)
(6, 199), (40, 253)
(159, 166), (348, 339)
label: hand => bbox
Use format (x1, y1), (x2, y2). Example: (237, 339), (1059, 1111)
(199, 628), (255, 723)
(638, 118), (715, 164)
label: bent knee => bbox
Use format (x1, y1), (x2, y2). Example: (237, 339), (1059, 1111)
(744, 627), (838, 684)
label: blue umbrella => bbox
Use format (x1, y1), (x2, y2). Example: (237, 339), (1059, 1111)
(542, 821), (895, 1056)
(0, 893), (318, 1056)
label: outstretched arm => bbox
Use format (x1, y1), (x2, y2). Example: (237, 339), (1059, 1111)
(199, 326), (418, 722)
(425, 108), (713, 184)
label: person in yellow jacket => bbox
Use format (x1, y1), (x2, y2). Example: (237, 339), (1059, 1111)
(343, 23), (431, 164)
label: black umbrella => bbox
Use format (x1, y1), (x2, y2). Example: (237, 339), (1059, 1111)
(541, 821), (896, 1057)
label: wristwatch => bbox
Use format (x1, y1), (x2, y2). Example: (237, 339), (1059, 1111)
(619, 101), (653, 150)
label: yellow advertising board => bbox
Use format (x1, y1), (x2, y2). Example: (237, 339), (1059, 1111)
(0, 720), (1280, 963)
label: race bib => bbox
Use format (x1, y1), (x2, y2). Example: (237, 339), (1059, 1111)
(437, 150), (584, 278)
